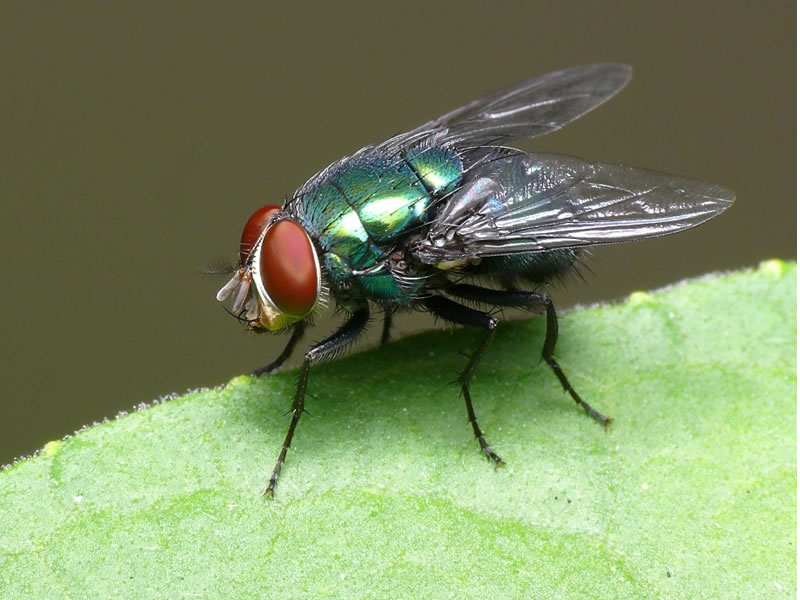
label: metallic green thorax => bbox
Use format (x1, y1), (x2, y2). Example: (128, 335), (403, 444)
(290, 146), (462, 303)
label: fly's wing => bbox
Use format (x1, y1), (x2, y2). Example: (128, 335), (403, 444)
(406, 63), (632, 148)
(412, 153), (735, 264)
(295, 65), (632, 198)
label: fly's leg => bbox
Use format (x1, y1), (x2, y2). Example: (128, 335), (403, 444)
(448, 284), (610, 427)
(424, 296), (504, 467)
(541, 297), (609, 426)
(380, 311), (393, 345)
(264, 308), (370, 497)
(252, 321), (306, 376)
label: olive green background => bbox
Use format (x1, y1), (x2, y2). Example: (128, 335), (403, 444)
(1, 2), (794, 465)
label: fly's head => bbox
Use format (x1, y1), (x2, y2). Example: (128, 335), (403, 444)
(216, 205), (322, 331)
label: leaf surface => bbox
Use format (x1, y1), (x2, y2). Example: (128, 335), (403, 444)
(1, 261), (795, 599)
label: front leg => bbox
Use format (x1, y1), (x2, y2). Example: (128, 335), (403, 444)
(264, 307), (370, 497)
(252, 321), (306, 376)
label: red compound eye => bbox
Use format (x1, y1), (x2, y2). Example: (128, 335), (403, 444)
(240, 205), (281, 263)
(259, 219), (319, 316)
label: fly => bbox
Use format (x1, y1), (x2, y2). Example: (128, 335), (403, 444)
(216, 64), (734, 496)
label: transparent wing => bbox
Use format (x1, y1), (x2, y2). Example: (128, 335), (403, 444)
(294, 65), (632, 200)
(407, 63), (632, 147)
(413, 153), (735, 263)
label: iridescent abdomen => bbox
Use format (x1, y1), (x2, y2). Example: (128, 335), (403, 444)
(290, 146), (462, 302)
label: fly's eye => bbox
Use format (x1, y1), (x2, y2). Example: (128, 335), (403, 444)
(259, 219), (319, 316)
(240, 205), (281, 263)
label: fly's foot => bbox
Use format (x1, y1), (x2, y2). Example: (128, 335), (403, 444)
(263, 467), (281, 498)
(580, 400), (611, 429)
(481, 443), (505, 469)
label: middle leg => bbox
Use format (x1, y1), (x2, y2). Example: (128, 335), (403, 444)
(424, 296), (504, 467)
(448, 284), (610, 426)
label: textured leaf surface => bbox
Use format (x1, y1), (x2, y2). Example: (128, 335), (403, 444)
(1, 261), (795, 599)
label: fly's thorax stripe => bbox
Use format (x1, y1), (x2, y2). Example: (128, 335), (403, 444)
(403, 146), (463, 197)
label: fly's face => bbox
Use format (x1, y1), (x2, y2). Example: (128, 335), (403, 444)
(217, 205), (322, 331)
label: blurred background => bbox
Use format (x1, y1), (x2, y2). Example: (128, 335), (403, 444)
(1, 2), (794, 465)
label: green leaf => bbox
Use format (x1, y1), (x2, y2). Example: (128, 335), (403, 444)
(1, 261), (795, 599)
